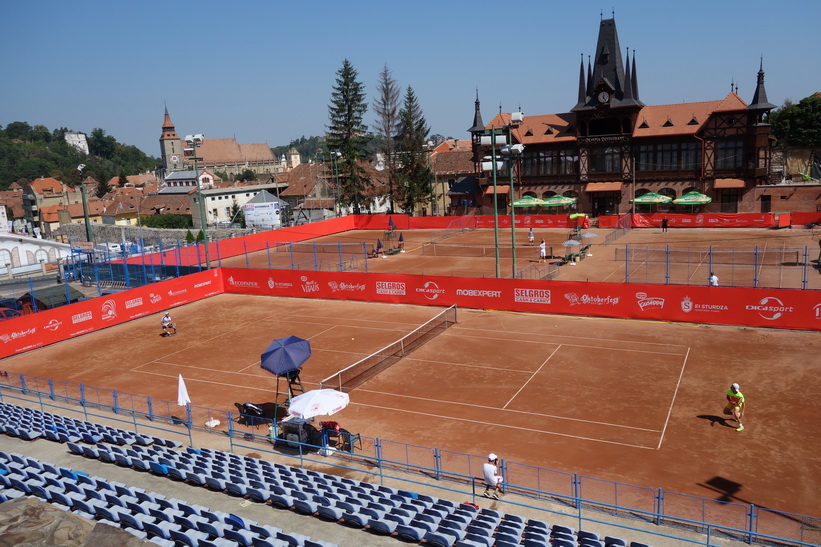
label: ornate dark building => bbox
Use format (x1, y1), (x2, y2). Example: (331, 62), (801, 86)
(469, 17), (776, 217)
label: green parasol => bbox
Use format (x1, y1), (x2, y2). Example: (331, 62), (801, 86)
(632, 192), (673, 204)
(512, 195), (545, 207)
(673, 191), (712, 205)
(541, 195), (577, 207)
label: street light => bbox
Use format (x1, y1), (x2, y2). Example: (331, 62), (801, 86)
(480, 128), (508, 278)
(76, 164), (93, 243)
(500, 112), (525, 277)
(184, 134), (210, 269)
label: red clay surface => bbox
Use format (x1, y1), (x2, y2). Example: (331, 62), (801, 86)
(4, 293), (820, 519)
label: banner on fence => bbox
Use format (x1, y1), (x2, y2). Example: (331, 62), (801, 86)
(0, 269), (223, 358)
(221, 268), (821, 332)
(600, 213), (776, 229)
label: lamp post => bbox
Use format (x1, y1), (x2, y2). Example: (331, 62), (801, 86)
(76, 164), (93, 243)
(330, 151), (341, 217)
(184, 134), (210, 269)
(480, 128), (508, 278)
(501, 112), (525, 278)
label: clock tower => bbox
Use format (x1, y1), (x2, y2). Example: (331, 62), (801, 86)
(160, 106), (184, 176)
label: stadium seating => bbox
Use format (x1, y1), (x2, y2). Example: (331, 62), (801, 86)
(0, 401), (661, 547)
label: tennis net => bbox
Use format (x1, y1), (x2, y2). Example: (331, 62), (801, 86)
(318, 305), (457, 393)
(422, 242), (552, 259)
(614, 246), (802, 266)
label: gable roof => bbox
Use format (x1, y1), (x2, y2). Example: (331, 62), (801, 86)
(29, 177), (66, 195)
(634, 93), (747, 137)
(142, 194), (191, 215)
(197, 138), (276, 164)
(431, 150), (474, 175)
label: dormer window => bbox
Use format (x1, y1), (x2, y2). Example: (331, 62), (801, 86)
(688, 115), (699, 125)
(663, 117), (674, 127)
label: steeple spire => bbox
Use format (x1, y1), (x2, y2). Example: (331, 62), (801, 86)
(631, 50), (641, 103)
(747, 57), (775, 111)
(574, 53), (587, 109)
(467, 89), (485, 133)
(623, 48), (633, 100)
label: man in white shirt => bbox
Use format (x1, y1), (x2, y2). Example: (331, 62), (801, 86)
(161, 312), (177, 336)
(708, 272), (719, 287)
(482, 453), (503, 499)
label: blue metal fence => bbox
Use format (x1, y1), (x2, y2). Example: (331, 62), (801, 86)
(0, 371), (817, 546)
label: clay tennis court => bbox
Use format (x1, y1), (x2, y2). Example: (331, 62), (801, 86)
(5, 290), (821, 520)
(217, 226), (821, 289)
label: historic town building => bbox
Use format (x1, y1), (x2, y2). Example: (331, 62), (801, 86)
(469, 17), (779, 218)
(158, 108), (287, 181)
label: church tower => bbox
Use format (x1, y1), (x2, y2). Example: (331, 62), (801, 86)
(160, 106), (184, 176)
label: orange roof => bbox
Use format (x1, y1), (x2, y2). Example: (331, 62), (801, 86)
(197, 138), (275, 164)
(487, 112), (578, 145)
(39, 204), (65, 223)
(108, 173), (158, 187)
(29, 177), (66, 195)
(634, 93), (747, 137)
(431, 150), (473, 175)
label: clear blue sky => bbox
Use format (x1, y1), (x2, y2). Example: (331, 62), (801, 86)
(1, 1), (818, 158)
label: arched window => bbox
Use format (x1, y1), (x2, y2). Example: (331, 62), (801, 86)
(659, 188), (676, 199)
(635, 188), (651, 198)
(542, 191), (557, 199)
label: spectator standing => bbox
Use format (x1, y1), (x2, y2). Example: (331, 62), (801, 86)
(528, 228), (535, 246)
(661, 217), (669, 233)
(708, 272), (719, 286)
(539, 239), (547, 263)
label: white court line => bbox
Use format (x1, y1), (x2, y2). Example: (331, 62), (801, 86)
(657, 346), (690, 450)
(503, 346), (559, 409)
(355, 401), (656, 450)
(450, 327), (688, 351)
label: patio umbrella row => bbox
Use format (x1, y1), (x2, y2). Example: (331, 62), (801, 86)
(513, 195), (577, 207)
(514, 191), (711, 207)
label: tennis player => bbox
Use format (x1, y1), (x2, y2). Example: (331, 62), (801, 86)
(723, 382), (745, 431)
(161, 312), (177, 336)
(539, 239), (547, 262)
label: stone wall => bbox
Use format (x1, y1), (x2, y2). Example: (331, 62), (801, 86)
(54, 223), (254, 248)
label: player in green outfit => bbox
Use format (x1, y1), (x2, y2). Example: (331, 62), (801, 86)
(723, 383), (745, 431)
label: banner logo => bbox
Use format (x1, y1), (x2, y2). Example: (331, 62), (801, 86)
(71, 311), (93, 324)
(44, 319), (62, 332)
(417, 281), (445, 301)
(455, 289), (501, 298)
(746, 296), (793, 321)
(564, 292), (620, 306)
(267, 277), (293, 289)
(150, 293), (162, 304)
(328, 281), (366, 293)
(125, 297), (143, 309)
(376, 281), (406, 295)
(226, 276), (258, 288)
(636, 292), (664, 311)
(815, 303), (821, 319)
(300, 276), (320, 293)
(101, 299), (117, 321)
(514, 288), (551, 304)
(681, 296), (728, 314)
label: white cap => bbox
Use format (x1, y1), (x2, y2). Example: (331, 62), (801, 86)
(731, 383), (740, 391)
(488, 453), (497, 461)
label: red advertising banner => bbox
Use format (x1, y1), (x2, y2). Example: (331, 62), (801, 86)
(0, 270), (223, 359)
(791, 212), (821, 226)
(473, 215), (577, 229)
(599, 213), (777, 229)
(221, 268), (821, 332)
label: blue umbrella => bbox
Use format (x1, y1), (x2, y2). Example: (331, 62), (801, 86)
(260, 336), (311, 376)
(398, 233), (404, 242)
(376, 239), (383, 250)
(388, 216), (395, 227)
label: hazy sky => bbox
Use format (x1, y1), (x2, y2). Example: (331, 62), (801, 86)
(2, 1), (818, 158)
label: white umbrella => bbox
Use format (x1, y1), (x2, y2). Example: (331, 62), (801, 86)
(177, 374), (191, 407)
(580, 232), (598, 256)
(288, 389), (349, 419)
(562, 239), (581, 246)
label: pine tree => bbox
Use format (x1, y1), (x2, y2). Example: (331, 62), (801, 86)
(395, 86), (433, 215)
(326, 59), (370, 214)
(372, 64), (401, 214)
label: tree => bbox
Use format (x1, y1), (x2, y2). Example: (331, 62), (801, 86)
(95, 176), (112, 198)
(185, 230), (195, 243)
(196, 230), (205, 242)
(326, 59), (370, 214)
(229, 198), (245, 228)
(5, 122), (32, 141)
(372, 64), (401, 214)
(141, 214), (191, 229)
(236, 169), (256, 182)
(88, 128), (117, 159)
(770, 94), (821, 147)
(118, 171), (129, 187)
(395, 86), (433, 215)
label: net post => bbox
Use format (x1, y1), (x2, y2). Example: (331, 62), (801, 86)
(753, 246), (759, 288)
(802, 246), (809, 290)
